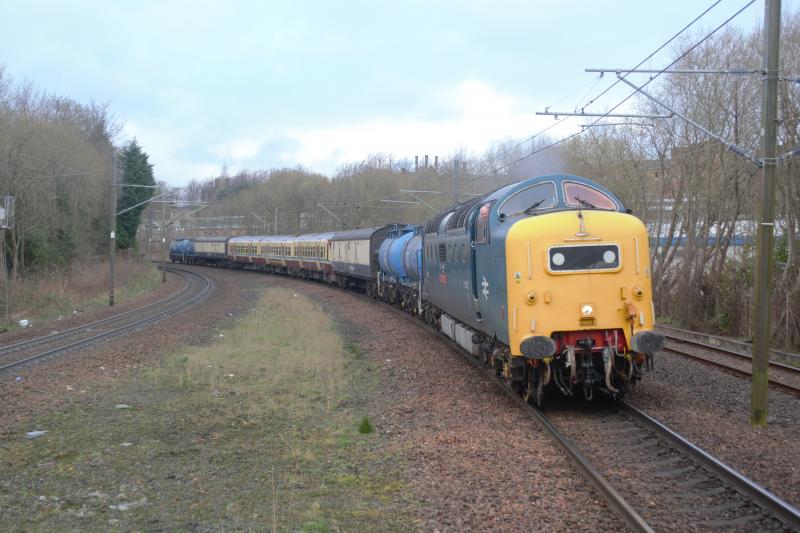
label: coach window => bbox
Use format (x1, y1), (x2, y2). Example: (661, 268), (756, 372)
(475, 202), (492, 244)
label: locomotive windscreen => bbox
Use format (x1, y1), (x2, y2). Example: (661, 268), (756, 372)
(548, 244), (620, 272)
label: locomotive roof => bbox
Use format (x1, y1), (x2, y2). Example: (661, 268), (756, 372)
(481, 174), (624, 209)
(424, 174), (625, 233)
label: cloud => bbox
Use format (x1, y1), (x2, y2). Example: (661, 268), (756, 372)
(210, 138), (263, 161)
(280, 79), (576, 173)
(123, 79), (578, 185)
(122, 121), (220, 184)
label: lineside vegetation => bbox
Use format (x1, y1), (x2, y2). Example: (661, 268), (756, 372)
(0, 288), (412, 531)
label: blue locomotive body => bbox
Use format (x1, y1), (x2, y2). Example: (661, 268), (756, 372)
(169, 239), (195, 263)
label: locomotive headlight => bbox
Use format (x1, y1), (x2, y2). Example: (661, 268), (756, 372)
(552, 252), (566, 266)
(581, 304), (594, 316)
(602, 250), (616, 263)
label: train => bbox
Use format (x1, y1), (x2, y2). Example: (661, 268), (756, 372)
(169, 173), (664, 406)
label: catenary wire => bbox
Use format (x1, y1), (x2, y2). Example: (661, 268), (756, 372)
(458, 0), (755, 190)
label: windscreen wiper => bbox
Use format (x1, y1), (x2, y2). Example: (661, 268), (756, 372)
(523, 199), (545, 214)
(574, 195), (595, 208)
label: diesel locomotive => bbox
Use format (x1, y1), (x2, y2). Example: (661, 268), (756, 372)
(169, 174), (663, 405)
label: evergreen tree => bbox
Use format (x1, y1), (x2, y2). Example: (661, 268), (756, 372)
(116, 140), (155, 249)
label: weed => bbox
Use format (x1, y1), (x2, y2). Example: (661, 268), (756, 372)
(358, 416), (373, 434)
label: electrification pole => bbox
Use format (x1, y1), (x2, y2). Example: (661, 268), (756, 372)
(109, 151), (117, 306)
(161, 197), (167, 283)
(751, 0), (781, 428)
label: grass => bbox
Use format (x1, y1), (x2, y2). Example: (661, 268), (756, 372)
(0, 287), (413, 531)
(2, 252), (161, 329)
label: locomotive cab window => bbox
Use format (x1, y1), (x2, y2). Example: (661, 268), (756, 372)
(547, 244), (621, 273)
(498, 182), (557, 216)
(474, 202), (493, 244)
(563, 182), (618, 210)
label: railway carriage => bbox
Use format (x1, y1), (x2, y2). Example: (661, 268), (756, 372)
(228, 235), (272, 268)
(260, 235), (296, 271)
(286, 232), (335, 280)
(329, 225), (394, 294)
(192, 236), (229, 266)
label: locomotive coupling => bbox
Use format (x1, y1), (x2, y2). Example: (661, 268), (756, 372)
(520, 335), (557, 359)
(631, 331), (664, 354)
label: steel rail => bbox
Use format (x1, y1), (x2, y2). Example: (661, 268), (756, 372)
(663, 334), (800, 374)
(663, 343), (800, 397)
(350, 291), (654, 533)
(657, 323), (800, 364)
(0, 266), (213, 372)
(621, 401), (800, 530)
(169, 264), (794, 531)
(0, 269), (192, 358)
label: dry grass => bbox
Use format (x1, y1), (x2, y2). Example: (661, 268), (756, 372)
(0, 287), (412, 531)
(3, 252), (160, 326)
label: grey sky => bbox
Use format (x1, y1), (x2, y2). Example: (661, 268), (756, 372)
(0, 1), (768, 185)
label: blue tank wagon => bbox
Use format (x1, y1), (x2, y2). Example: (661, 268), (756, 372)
(168, 239), (194, 263)
(377, 224), (423, 312)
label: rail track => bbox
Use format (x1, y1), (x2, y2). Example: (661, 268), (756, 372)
(344, 288), (800, 531)
(657, 325), (800, 396)
(150, 265), (800, 531)
(658, 323), (800, 365)
(0, 265), (213, 373)
(543, 398), (800, 531)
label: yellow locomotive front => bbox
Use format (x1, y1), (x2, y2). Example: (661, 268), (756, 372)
(505, 208), (663, 401)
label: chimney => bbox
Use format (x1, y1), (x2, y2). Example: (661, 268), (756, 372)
(414, 156), (419, 172)
(424, 155), (429, 168)
(434, 156), (439, 172)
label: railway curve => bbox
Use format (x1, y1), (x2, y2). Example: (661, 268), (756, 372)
(0, 264), (213, 372)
